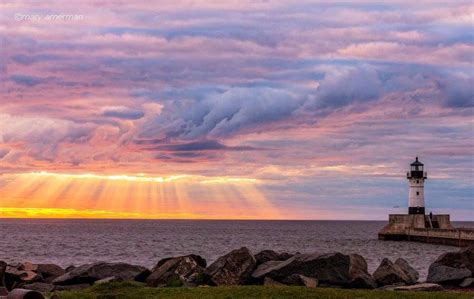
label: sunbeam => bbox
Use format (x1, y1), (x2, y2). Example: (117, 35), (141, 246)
(0, 172), (278, 219)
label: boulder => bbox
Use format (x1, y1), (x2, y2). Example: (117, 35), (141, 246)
(4, 264), (42, 290)
(0, 261), (6, 287)
(459, 277), (474, 288)
(373, 258), (411, 286)
(427, 264), (471, 285)
(393, 283), (443, 291)
(347, 254), (376, 289)
(434, 246), (474, 272)
(205, 247), (256, 285)
(252, 252), (373, 287)
(347, 271), (377, 289)
(146, 255), (207, 287)
(427, 246), (474, 285)
(52, 262), (147, 285)
(19, 262), (38, 272)
(254, 250), (293, 265)
(22, 282), (55, 293)
(394, 258), (419, 285)
(282, 274), (318, 288)
(36, 264), (65, 283)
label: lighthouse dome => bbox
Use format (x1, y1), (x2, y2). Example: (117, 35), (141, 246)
(408, 157), (426, 179)
(411, 157), (423, 166)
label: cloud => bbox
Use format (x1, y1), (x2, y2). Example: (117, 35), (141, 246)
(139, 66), (387, 141)
(0, 113), (95, 162)
(141, 86), (304, 140)
(440, 74), (474, 108)
(102, 106), (145, 120)
(155, 139), (259, 151)
(305, 66), (383, 110)
(12, 54), (35, 65)
(10, 75), (45, 87)
(0, 148), (10, 159)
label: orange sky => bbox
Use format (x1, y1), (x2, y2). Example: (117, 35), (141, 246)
(0, 172), (281, 219)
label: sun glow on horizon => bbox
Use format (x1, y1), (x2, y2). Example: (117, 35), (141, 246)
(0, 171), (277, 219)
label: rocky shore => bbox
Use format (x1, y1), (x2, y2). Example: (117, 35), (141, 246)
(1, 246), (472, 298)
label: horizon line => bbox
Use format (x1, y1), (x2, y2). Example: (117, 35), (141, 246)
(1, 217), (473, 222)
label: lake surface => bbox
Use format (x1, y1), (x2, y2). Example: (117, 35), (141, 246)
(1, 219), (472, 280)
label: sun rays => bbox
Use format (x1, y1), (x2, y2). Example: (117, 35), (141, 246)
(0, 172), (279, 219)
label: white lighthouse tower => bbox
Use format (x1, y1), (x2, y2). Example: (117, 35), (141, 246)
(406, 157), (427, 214)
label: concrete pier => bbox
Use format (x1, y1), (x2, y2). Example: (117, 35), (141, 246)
(378, 214), (474, 247)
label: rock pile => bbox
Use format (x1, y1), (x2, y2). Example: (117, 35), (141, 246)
(1, 245), (472, 297)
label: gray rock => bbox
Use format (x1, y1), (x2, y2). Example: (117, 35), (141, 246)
(282, 274), (318, 288)
(52, 262), (147, 285)
(347, 254), (377, 289)
(251, 261), (283, 279)
(427, 264), (471, 284)
(373, 258), (410, 286)
(146, 255), (206, 287)
(393, 283), (443, 291)
(18, 262), (38, 272)
(347, 271), (377, 289)
(263, 277), (284, 286)
(459, 277), (474, 288)
(254, 250), (293, 265)
(394, 258), (419, 285)
(36, 264), (65, 283)
(205, 247), (256, 285)
(434, 245), (474, 273)
(4, 264), (42, 290)
(252, 252), (373, 287)
(427, 246), (474, 285)
(22, 282), (55, 293)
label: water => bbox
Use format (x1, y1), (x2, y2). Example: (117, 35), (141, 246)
(1, 219), (472, 280)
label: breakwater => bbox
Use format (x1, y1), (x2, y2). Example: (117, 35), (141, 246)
(379, 214), (474, 247)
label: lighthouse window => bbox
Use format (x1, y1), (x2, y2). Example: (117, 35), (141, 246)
(416, 191), (419, 195)
(417, 180), (419, 184)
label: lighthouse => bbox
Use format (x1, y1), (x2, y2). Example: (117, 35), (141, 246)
(406, 157), (427, 214)
(378, 157), (472, 246)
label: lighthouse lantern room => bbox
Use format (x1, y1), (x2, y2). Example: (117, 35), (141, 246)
(406, 157), (427, 215)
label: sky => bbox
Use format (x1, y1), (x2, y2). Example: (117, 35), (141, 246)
(0, 1), (473, 220)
